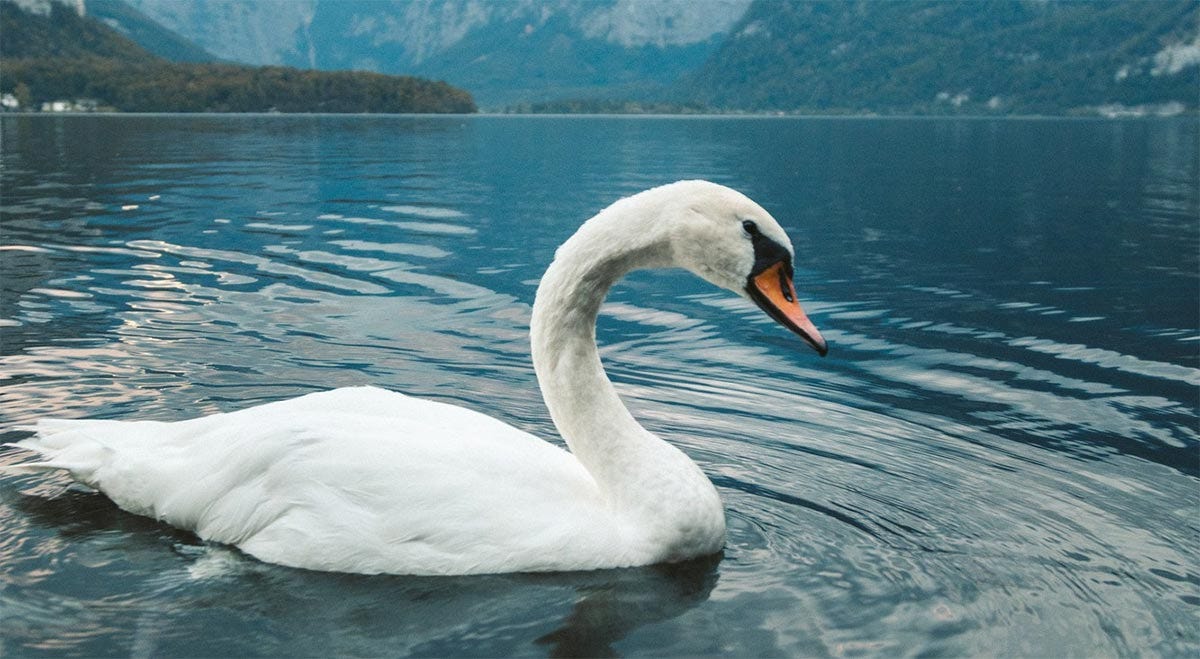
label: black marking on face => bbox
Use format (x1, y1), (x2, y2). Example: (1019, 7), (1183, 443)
(746, 226), (793, 283)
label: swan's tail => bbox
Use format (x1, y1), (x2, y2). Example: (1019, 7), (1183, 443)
(3, 416), (228, 529)
(1, 420), (119, 486)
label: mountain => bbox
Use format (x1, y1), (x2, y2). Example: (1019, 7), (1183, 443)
(0, 0), (152, 60)
(85, 0), (215, 62)
(119, 0), (322, 67)
(8, 0), (1196, 115)
(114, 0), (1198, 115)
(121, 0), (753, 108)
(684, 0), (1199, 115)
(0, 0), (476, 113)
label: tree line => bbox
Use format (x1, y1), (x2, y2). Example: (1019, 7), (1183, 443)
(2, 57), (476, 114)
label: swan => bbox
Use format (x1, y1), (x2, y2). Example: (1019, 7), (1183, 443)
(4, 180), (828, 576)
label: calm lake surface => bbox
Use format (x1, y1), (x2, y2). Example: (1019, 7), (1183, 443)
(0, 114), (1197, 657)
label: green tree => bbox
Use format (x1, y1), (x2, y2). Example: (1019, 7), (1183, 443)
(13, 81), (31, 109)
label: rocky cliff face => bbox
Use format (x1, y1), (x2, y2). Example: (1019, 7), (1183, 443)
(121, 0), (752, 107)
(122, 0), (316, 66)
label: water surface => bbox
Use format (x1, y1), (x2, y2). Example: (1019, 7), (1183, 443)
(1, 115), (1197, 657)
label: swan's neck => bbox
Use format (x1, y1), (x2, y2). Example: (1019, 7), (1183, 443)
(529, 188), (728, 558)
(530, 196), (696, 505)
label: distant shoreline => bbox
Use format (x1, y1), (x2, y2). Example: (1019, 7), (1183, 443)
(2, 110), (1196, 121)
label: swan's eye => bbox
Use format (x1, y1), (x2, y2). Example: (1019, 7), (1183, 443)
(742, 220), (760, 236)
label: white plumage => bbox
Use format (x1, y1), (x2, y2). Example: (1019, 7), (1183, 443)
(6, 180), (827, 576)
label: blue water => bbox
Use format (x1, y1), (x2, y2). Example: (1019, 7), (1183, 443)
(0, 115), (1197, 657)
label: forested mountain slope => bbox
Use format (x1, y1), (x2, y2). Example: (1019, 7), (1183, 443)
(682, 0), (1199, 114)
(0, 0), (476, 113)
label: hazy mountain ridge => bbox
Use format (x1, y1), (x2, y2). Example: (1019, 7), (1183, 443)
(86, 0), (215, 62)
(124, 0), (751, 62)
(122, 0), (753, 107)
(123, 0), (319, 68)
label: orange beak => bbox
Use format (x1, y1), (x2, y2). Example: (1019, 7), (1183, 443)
(747, 262), (828, 356)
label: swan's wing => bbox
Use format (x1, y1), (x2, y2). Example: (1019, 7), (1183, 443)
(9, 387), (621, 575)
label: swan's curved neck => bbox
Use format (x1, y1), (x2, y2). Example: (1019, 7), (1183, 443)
(529, 195), (679, 498)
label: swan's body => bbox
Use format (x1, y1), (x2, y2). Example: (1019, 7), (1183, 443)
(6, 180), (827, 576)
(21, 387), (643, 574)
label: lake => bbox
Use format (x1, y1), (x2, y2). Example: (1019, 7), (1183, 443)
(0, 114), (1197, 657)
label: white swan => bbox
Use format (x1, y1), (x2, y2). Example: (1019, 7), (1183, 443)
(4, 180), (827, 576)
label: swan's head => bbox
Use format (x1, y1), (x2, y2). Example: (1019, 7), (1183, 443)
(665, 181), (828, 356)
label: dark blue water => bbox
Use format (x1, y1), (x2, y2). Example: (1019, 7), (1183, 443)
(1, 115), (1197, 657)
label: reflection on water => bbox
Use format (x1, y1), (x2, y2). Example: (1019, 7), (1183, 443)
(1, 115), (1197, 657)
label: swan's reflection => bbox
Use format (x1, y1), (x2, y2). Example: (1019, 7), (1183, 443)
(534, 554), (721, 657)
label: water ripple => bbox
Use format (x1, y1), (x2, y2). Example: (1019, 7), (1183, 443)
(1, 115), (1196, 657)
